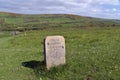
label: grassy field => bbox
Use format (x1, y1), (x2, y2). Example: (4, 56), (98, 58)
(0, 12), (120, 31)
(0, 27), (120, 80)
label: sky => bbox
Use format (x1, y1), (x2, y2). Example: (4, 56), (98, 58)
(0, 0), (120, 19)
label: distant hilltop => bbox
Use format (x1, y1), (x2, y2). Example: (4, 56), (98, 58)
(0, 12), (120, 31)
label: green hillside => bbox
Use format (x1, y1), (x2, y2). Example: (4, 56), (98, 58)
(0, 12), (120, 31)
(0, 12), (120, 80)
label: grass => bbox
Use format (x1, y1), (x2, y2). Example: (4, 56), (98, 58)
(0, 12), (120, 31)
(0, 27), (120, 80)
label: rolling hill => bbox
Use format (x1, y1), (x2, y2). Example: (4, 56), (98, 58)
(0, 12), (120, 80)
(0, 12), (120, 31)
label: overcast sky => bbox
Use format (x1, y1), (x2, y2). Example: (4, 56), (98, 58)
(0, 0), (120, 19)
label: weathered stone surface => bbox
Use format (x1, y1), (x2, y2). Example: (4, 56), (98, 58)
(44, 36), (66, 69)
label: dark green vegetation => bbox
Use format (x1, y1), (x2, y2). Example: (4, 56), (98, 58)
(0, 27), (120, 80)
(0, 12), (120, 80)
(0, 12), (120, 31)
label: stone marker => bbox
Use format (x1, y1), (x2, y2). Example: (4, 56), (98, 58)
(44, 36), (66, 69)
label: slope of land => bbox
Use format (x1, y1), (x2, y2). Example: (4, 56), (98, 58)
(0, 12), (120, 80)
(0, 12), (120, 31)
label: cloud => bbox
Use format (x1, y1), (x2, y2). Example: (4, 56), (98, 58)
(93, 0), (120, 5)
(0, 0), (120, 19)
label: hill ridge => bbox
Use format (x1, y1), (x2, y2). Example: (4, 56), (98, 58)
(0, 12), (120, 31)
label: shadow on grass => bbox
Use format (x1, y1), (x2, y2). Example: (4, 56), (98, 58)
(21, 60), (67, 79)
(21, 60), (47, 77)
(21, 60), (45, 69)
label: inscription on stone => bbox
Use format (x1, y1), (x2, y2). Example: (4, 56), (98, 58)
(44, 36), (66, 69)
